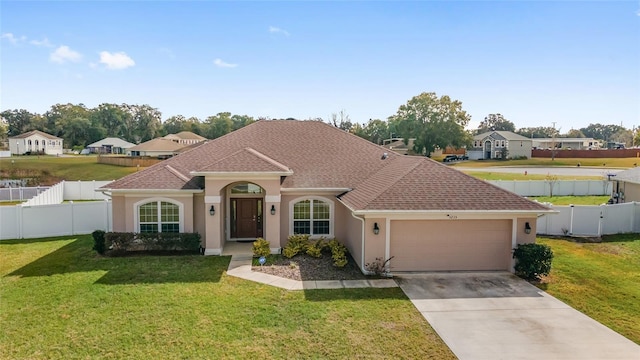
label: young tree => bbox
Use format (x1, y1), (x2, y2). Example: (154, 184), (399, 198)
(388, 92), (471, 156)
(476, 113), (515, 134)
(329, 109), (352, 131)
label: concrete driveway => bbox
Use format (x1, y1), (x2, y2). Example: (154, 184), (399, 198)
(397, 272), (640, 360)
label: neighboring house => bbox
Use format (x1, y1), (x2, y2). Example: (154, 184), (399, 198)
(468, 131), (532, 160)
(101, 120), (551, 274)
(9, 130), (63, 155)
(127, 138), (187, 159)
(532, 138), (601, 150)
(86, 137), (136, 154)
(382, 138), (414, 155)
(164, 131), (207, 145)
(609, 167), (640, 204)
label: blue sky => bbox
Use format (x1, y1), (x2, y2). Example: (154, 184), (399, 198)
(1, 1), (639, 131)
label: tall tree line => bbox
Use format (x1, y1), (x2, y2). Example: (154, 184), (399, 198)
(1, 103), (255, 149)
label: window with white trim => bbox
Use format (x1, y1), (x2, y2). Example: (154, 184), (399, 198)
(138, 201), (180, 233)
(292, 198), (331, 235)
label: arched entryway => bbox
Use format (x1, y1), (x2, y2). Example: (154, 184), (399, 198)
(484, 140), (492, 159)
(227, 182), (264, 240)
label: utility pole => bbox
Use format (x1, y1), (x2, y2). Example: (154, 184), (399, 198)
(551, 122), (557, 161)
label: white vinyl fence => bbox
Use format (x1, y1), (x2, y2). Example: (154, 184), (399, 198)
(0, 180), (114, 240)
(537, 202), (640, 236)
(0, 201), (112, 240)
(489, 180), (612, 197)
(0, 186), (49, 202)
(23, 180), (111, 206)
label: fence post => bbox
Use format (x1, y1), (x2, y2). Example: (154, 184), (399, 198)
(569, 204), (574, 235)
(598, 204), (604, 236)
(17, 204), (23, 239)
(70, 201), (75, 235)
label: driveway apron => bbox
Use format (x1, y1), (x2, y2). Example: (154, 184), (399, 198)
(397, 272), (640, 360)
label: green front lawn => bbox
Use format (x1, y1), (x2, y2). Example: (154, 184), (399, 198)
(0, 156), (138, 184)
(452, 157), (637, 168)
(465, 171), (601, 181)
(0, 235), (454, 359)
(537, 235), (640, 344)
(528, 195), (610, 205)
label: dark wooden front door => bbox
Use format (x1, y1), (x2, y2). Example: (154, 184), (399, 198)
(231, 198), (263, 238)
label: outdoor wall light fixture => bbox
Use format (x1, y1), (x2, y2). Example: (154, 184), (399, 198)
(270, 205), (276, 215)
(524, 222), (531, 234)
(209, 205), (215, 216)
(373, 222), (380, 235)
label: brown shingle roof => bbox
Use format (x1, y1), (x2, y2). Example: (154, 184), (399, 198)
(196, 148), (292, 173)
(10, 130), (61, 140)
(104, 120), (549, 212)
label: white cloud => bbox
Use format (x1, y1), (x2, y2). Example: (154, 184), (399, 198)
(213, 58), (238, 68)
(50, 45), (83, 63)
(269, 26), (290, 37)
(0, 33), (27, 45)
(30, 37), (54, 47)
(99, 51), (135, 70)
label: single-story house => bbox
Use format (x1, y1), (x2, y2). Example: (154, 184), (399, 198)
(164, 131), (207, 145)
(101, 120), (551, 274)
(468, 131), (532, 160)
(609, 167), (640, 204)
(532, 137), (601, 150)
(9, 130), (63, 155)
(87, 137), (136, 154)
(127, 138), (187, 159)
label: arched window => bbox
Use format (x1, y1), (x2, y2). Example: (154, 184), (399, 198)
(290, 197), (333, 236)
(136, 199), (182, 233)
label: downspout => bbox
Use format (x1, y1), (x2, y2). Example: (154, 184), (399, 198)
(350, 212), (367, 274)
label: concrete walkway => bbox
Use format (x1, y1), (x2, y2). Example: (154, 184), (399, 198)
(397, 272), (640, 360)
(225, 253), (397, 290)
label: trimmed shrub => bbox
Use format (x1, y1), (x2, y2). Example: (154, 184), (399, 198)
(513, 243), (554, 280)
(253, 238), (271, 257)
(104, 232), (200, 254)
(327, 238), (348, 268)
(106, 232), (135, 252)
(92, 230), (106, 255)
(306, 238), (326, 258)
(283, 234), (310, 258)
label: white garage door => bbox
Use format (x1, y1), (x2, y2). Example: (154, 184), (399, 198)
(390, 219), (512, 271)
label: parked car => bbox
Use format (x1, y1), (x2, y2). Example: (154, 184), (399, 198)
(443, 155), (458, 162)
(457, 154), (469, 160)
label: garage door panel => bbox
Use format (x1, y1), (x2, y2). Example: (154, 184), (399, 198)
(390, 220), (511, 271)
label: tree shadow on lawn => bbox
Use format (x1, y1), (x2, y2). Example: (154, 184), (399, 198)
(6, 237), (229, 285)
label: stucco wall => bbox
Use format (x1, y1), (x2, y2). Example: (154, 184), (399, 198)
(343, 212), (364, 271)
(363, 217), (387, 269)
(516, 217), (536, 245)
(115, 194), (195, 233)
(620, 182), (640, 203)
(193, 194), (205, 244)
(111, 194), (126, 232)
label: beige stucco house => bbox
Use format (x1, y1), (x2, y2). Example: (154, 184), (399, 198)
(469, 131), (532, 160)
(609, 167), (640, 204)
(9, 130), (63, 155)
(101, 120), (551, 274)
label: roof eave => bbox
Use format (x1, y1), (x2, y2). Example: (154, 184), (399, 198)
(101, 188), (204, 194)
(350, 209), (556, 217)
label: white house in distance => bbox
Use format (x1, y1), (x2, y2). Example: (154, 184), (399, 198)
(86, 137), (136, 154)
(9, 130), (63, 155)
(468, 131), (532, 160)
(531, 138), (601, 150)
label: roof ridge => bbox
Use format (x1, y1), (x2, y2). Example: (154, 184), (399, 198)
(350, 156), (423, 208)
(244, 147), (291, 172)
(164, 164), (191, 183)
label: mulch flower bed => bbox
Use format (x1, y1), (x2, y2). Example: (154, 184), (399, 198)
(252, 253), (368, 281)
